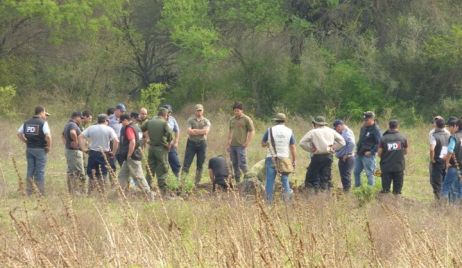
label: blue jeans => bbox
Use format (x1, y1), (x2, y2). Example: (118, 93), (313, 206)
(182, 139), (207, 183)
(230, 146), (248, 182)
(168, 146), (181, 177)
(441, 167), (460, 202)
(265, 157), (291, 202)
(26, 147), (47, 195)
(354, 155), (375, 187)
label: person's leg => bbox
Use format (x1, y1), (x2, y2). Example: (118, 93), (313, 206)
(319, 155), (333, 191)
(146, 149), (156, 189)
(363, 156), (376, 186)
(265, 157), (277, 203)
(237, 146), (248, 183)
(86, 151), (98, 195)
(168, 147), (181, 178)
(33, 148), (47, 195)
(381, 172), (392, 193)
(441, 167), (457, 200)
(25, 148), (36, 195)
(281, 173), (293, 201)
(431, 163), (444, 199)
(354, 156), (364, 187)
(155, 147), (170, 192)
(127, 158), (154, 200)
(393, 171), (404, 195)
(340, 156), (354, 191)
(195, 141), (207, 184)
(305, 156), (321, 190)
(118, 160), (130, 192)
(182, 140), (195, 175)
(230, 146), (240, 181)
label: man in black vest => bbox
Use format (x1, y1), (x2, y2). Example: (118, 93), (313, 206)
(378, 120), (408, 195)
(118, 114), (154, 200)
(17, 105), (52, 195)
(62, 111), (85, 194)
(430, 117), (450, 199)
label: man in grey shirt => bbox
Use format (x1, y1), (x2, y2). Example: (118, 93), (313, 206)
(79, 114), (119, 194)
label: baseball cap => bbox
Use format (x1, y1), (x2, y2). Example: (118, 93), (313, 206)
(71, 111), (82, 118)
(272, 113), (287, 122)
(162, 104), (173, 112)
(195, 104), (204, 111)
(333, 119), (344, 128)
(363, 111), (375, 120)
(97, 114), (108, 123)
(115, 103), (126, 112)
(446, 116), (458, 126)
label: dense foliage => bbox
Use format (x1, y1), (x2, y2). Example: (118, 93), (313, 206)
(1, 0), (462, 120)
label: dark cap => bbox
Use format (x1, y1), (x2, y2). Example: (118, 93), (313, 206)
(446, 116), (458, 126)
(115, 103), (126, 112)
(333, 119), (344, 128)
(71, 111), (82, 118)
(97, 114), (108, 123)
(162, 104), (173, 112)
(389, 119), (399, 129)
(119, 114), (131, 122)
(363, 111), (375, 119)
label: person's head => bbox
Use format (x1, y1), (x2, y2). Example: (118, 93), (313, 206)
(363, 111), (375, 126)
(115, 103), (126, 117)
(71, 111), (83, 124)
(195, 104), (204, 118)
(232, 101), (244, 117)
(97, 114), (109, 124)
(333, 119), (345, 133)
(312, 116), (328, 128)
(162, 104), (173, 118)
(34, 105), (47, 119)
(432, 115), (443, 128)
(130, 112), (139, 121)
(272, 113), (286, 125)
(82, 110), (92, 124)
(119, 114), (131, 126)
(158, 107), (169, 119)
(446, 117), (459, 134)
(457, 119), (462, 131)
(388, 119), (399, 130)
(106, 107), (115, 116)
(435, 118), (445, 129)
(139, 107), (148, 121)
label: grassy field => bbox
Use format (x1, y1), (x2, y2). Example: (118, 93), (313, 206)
(0, 110), (460, 267)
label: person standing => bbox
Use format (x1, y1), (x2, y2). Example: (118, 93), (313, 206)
(79, 114), (119, 194)
(262, 113), (296, 202)
(108, 103), (125, 167)
(441, 117), (460, 201)
(182, 104), (211, 185)
(139, 107), (149, 127)
(62, 111), (86, 194)
(300, 116), (345, 192)
(81, 110), (93, 130)
(141, 108), (173, 193)
(354, 111), (381, 187)
(17, 105), (52, 195)
(118, 114), (154, 200)
(333, 120), (356, 192)
(226, 102), (255, 183)
(429, 117), (450, 199)
(163, 104), (181, 178)
(208, 155), (230, 192)
(377, 120), (408, 195)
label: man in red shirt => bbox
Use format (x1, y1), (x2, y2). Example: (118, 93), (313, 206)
(118, 114), (154, 200)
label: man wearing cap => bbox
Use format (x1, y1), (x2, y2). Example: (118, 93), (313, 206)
(79, 114), (119, 194)
(428, 116), (450, 198)
(354, 111), (381, 187)
(139, 107), (149, 127)
(262, 113), (296, 202)
(182, 104), (211, 185)
(429, 117), (450, 199)
(108, 103), (126, 136)
(118, 114), (155, 200)
(333, 120), (356, 192)
(227, 101), (255, 183)
(377, 120), (408, 195)
(163, 104), (181, 178)
(62, 111), (86, 194)
(441, 118), (462, 202)
(141, 107), (173, 192)
(17, 105), (52, 195)
(300, 116), (345, 191)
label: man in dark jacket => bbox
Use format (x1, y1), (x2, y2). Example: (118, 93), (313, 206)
(354, 111), (381, 187)
(378, 120), (408, 195)
(430, 117), (450, 199)
(17, 105), (52, 195)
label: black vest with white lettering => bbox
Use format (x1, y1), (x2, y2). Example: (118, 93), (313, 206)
(23, 116), (46, 148)
(432, 128), (450, 164)
(379, 130), (407, 172)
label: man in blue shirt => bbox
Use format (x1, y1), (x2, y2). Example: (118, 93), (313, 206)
(333, 120), (356, 192)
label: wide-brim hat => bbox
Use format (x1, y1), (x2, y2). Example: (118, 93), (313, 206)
(272, 113), (287, 122)
(312, 116), (328, 126)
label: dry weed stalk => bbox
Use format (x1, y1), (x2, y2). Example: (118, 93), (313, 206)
(11, 155), (26, 196)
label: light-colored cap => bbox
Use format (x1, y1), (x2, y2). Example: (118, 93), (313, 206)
(195, 104), (204, 111)
(272, 113), (287, 122)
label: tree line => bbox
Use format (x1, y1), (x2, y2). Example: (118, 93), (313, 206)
(1, 0), (462, 121)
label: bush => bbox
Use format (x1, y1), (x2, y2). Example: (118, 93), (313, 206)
(138, 83), (166, 114)
(0, 85), (16, 116)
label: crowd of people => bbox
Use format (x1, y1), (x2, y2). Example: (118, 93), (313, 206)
(16, 103), (462, 203)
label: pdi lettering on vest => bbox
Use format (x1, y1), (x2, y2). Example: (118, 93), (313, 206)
(25, 124), (39, 135)
(387, 142), (402, 151)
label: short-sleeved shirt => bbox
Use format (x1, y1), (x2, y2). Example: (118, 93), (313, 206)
(429, 128), (450, 146)
(18, 121), (50, 135)
(167, 116), (179, 134)
(63, 120), (82, 149)
(125, 127), (136, 141)
(108, 114), (122, 137)
(229, 114), (254, 146)
(208, 156), (229, 178)
(141, 116), (173, 147)
(187, 116), (211, 142)
(82, 124), (118, 152)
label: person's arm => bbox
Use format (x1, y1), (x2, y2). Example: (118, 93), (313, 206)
(290, 144), (296, 167)
(128, 138), (136, 159)
(403, 138), (408, 155)
(299, 132), (313, 152)
(377, 147), (383, 157)
(368, 127), (382, 155)
(69, 129), (79, 149)
(173, 119), (180, 148)
(227, 129), (233, 150)
(45, 134), (52, 153)
(261, 129), (269, 148)
(17, 124), (27, 143)
(78, 134), (88, 152)
(244, 118), (255, 148)
(430, 137), (436, 163)
(333, 131), (346, 149)
(112, 138), (119, 154)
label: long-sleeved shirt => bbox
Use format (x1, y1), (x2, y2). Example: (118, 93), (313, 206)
(299, 126), (345, 155)
(335, 126), (356, 158)
(357, 124), (381, 156)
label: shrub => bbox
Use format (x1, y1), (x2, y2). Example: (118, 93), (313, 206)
(0, 85), (16, 116)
